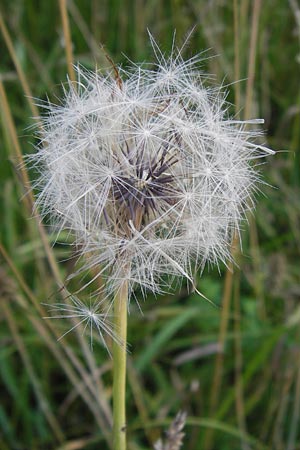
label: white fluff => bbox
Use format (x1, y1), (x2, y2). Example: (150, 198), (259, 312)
(29, 38), (274, 308)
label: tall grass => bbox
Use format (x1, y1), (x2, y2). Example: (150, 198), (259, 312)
(1, 1), (299, 449)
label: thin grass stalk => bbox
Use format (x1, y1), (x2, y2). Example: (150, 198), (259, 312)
(127, 358), (157, 446)
(246, 369), (272, 421)
(0, 242), (113, 445)
(0, 242), (113, 446)
(233, 1), (264, 445)
(248, 216), (266, 319)
(232, 6), (266, 440)
(58, 361), (112, 414)
(91, 0), (102, 43)
(233, 3), (248, 441)
(16, 29), (53, 87)
(113, 280), (128, 450)
(2, 301), (65, 443)
(0, 87), (48, 289)
(30, 313), (112, 444)
(240, 0), (250, 34)
(244, 0), (261, 120)
(0, 80), (64, 286)
(271, 364), (294, 449)
(233, 271), (249, 450)
(31, 310), (112, 443)
(207, 328), (282, 433)
(233, 0), (241, 114)
(0, 12), (39, 118)
(203, 2), (241, 447)
(243, 0), (266, 320)
(68, 0), (105, 62)
(0, 80), (35, 210)
(58, 0), (76, 83)
(0, 241), (47, 315)
(203, 254), (235, 450)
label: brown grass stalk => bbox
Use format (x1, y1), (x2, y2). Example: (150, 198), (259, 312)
(0, 12), (39, 118)
(2, 301), (65, 443)
(58, 0), (76, 83)
(233, 271), (249, 450)
(0, 242), (112, 446)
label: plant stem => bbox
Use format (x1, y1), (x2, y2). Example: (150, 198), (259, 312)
(113, 280), (128, 450)
(58, 0), (76, 83)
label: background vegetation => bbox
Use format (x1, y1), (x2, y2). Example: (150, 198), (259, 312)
(0, 1), (299, 449)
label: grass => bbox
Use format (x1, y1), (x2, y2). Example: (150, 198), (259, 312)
(0, 1), (300, 449)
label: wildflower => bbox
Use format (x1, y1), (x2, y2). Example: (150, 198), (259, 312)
(30, 38), (274, 303)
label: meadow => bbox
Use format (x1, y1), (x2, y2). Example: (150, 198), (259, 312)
(0, 1), (300, 449)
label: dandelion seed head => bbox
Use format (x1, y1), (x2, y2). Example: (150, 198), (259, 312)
(29, 34), (274, 302)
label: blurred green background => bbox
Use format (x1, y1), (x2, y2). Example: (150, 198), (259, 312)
(0, 1), (300, 449)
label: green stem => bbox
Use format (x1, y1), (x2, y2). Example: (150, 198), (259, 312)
(113, 280), (128, 450)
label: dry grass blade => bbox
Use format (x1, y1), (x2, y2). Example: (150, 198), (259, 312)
(154, 411), (187, 450)
(204, 253), (235, 450)
(1, 300), (65, 443)
(0, 242), (112, 447)
(58, 0), (76, 82)
(127, 357), (158, 446)
(0, 80), (34, 211)
(0, 12), (39, 118)
(68, 0), (106, 63)
(173, 342), (222, 366)
(233, 272), (249, 450)
(244, 0), (262, 120)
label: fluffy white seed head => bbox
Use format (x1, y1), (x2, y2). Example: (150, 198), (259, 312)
(29, 39), (274, 301)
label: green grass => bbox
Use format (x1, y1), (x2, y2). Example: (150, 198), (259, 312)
(1, 1), (300, 449)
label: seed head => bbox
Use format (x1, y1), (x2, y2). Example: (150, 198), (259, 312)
(29, 36), (274, 301)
